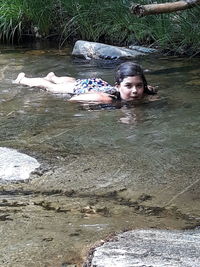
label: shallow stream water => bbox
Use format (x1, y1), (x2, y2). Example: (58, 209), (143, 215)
(0, 43), (199, 266)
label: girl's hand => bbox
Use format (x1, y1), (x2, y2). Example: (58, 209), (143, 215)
(147, 85), (158, 94)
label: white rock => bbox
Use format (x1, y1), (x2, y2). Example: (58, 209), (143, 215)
(91, 229), (200, 267)
(0, 147), (40, 181)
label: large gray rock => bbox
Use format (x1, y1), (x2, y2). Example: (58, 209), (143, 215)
(90, 229), (200, 267)
(72, 40), (157, 60)
(0, 147), (40, 181)
(128, 45), (158, 54)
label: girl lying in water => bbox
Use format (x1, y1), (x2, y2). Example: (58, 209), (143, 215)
(13, 62), (157, 103)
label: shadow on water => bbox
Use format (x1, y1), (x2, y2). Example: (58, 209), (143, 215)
(0, 44), (200, 266)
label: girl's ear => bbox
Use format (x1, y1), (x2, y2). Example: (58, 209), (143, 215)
(115, 82), (120, 91)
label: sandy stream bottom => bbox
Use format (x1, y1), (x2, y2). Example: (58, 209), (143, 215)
(0, 149), (199, 267)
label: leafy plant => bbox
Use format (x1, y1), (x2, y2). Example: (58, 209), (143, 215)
(0, 0), (23, 42)
(0, 0), (199, 55)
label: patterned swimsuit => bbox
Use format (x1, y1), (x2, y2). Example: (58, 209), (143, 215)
(73, 78), (117, 95)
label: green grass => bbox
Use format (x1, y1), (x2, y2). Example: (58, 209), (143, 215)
(0, 0), (199, 55)
(0, 0), (23, 42)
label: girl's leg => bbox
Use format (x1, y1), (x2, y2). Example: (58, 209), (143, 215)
(45, 72), (76, 84)
(13, 73), (75, 94)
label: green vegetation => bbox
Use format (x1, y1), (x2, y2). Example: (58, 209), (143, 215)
(0, 0), (200, 55)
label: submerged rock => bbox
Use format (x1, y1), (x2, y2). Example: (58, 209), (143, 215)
(72, 40), (157, 60)
(0, 147), (40, 181)
(90, 229), (200, 267)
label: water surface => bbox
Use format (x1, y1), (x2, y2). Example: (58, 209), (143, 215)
(0, 44), (199, 266)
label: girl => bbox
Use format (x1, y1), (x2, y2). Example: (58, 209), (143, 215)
(13, 62), (157, 103)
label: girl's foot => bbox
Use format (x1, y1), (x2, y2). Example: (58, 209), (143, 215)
(44, 72), (55, 81)
(12, 73), (25, 84)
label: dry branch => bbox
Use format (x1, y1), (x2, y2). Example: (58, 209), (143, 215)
(131, 0), (200, 16)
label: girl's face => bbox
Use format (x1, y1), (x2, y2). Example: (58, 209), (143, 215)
(116, 76), (144, 101)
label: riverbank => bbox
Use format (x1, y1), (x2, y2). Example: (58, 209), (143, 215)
(0, 0), (200, 56)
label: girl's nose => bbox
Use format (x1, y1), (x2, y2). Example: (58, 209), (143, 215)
(132, 86), (137, 93)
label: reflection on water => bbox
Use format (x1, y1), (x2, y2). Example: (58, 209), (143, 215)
(0, 46), (200, 192)
(0, 44), (200, 266)
(0, 45), (199, 192)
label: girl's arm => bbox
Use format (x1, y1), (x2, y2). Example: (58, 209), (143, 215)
(69, 92), (113, 103)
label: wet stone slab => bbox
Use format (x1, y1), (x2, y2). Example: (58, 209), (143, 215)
(0, 147), (40, 181)
(89, 228), (200, 267)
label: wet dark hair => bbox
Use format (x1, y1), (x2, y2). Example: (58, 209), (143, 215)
(115, 62), (155, 95)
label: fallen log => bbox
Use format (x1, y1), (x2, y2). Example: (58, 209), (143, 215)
(131, 0), (200, 17)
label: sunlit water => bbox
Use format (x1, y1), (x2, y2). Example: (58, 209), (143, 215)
(1, 46), (199, 185)
(0, 44), (199, 266)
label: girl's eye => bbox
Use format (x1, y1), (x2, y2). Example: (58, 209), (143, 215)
(135, 85), (144, 90)
(125, 84), (132, 88)
(136, 83), (143, 88)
